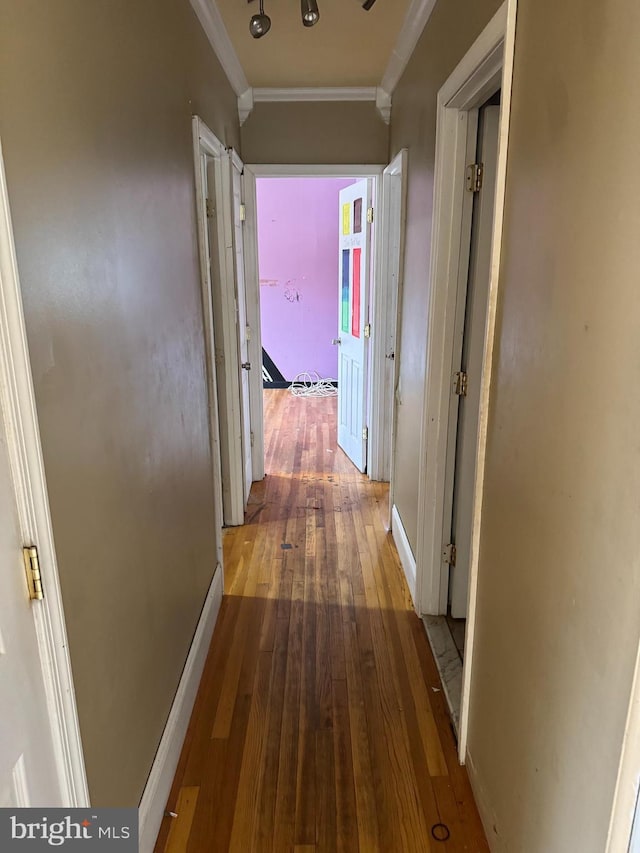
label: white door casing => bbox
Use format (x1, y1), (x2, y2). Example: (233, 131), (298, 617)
(0, 139), (89, 807)
(369, 150), (408, 489)
(192, 115), (228, 546)
(241, 166), (264, 482)
(229, 151), (253, 503)
(446, 105), (500, 619)
(337, 179), (372, 473)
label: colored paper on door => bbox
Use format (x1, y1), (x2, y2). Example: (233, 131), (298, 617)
(352, 248), (361, 338)
(341, 249), (350, 333)
(353, 198), (363, 234)
(342, 203), (351, 235)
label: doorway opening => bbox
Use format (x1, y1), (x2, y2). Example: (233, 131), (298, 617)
(243, 166), (390, 483)
(413, 0), (517, 759)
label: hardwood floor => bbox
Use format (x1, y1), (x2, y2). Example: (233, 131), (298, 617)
(155, 390), (489, 852)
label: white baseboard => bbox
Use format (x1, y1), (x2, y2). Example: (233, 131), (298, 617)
(391, 504), (417, 607)
(138, 566), (223, 853)
(466, 748), (502, 852)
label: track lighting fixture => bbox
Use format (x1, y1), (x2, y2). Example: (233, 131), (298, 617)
(301, 0), (320, 27)
(248, 0), (375, 40)
(249, 0), (271, 38)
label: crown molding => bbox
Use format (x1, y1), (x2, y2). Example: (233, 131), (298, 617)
(239, 86), (392, 125)
(381, 0), (438, 95)
(190, 0), (249, 96)
(253, 87), (378, 103)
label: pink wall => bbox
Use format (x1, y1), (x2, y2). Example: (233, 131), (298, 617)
(256, 177), (355, 382)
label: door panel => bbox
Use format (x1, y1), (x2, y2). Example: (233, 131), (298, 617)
(231, 159), (253, 503)
(337, 179), (372, 472)
(0, 422), (61, 806)
(449, 105), (500, 618)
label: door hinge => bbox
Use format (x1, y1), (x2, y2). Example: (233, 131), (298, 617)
(250, 430), (254, 448)
(206, 198), (215, 219)
(442, 543), (457, 566)
(239, 203), (246, 222)
(454, 371), (468, 397)
(466, 163), (483, 192)
(364, 323), (371, 338)
(23, 546), (44, 601)
(362, 426), (368, 441)
(367, 206), (374, 224)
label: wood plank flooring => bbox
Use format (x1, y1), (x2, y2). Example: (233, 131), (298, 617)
(155, 390), (489, 852)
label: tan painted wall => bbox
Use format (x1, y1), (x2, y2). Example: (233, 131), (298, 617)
(241, 102), (389, 164)
(389, 0), (502, 553)
(466, 0), (640, 849)
(0, 0), (239, 806)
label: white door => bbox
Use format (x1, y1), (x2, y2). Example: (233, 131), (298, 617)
(449, 105), (500, 618)
(337, 179), (372, 472)
(230, 155), (252, 502)
(0, 424), (62, 807)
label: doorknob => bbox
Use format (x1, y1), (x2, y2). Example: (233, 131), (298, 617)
(332, 338), (341, 346)
(241, 362), (251, 370)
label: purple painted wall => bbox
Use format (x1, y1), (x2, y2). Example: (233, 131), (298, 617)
(256, 177), (355, 382)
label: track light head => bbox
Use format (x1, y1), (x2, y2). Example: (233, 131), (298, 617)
(249, 0), (271, 37)
(301, 0), (320, 27)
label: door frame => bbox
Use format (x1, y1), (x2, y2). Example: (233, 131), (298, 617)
(242, 164), (386, 476)
(0, 139), (90, 805)
(192, 117), (245, 527)
(369, 149), (408, 491)
(412, 0), (517, 761)
(607, 635), (640, 851)
(226, 149), (253, 504)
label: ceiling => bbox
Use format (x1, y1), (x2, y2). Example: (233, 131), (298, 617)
(215, 0), (413, 89)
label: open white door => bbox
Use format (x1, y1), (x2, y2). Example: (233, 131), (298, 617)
(448, 105), (500, 618)
(229, 152), (252, 503)
(0, 412), (62, 806)
(337, 179), (372, 473)
(0, 141), (87, 807)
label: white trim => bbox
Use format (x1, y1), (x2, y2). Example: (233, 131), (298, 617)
(369, 149), (407, 484)
(192, 116), (228, 547)
(391, 504), (416, 607)
(375, 88), (392, 124)
(247, 164), (384, 178)
(189, 0), (249, 96)
(238, 89), (254, 126)
(253, 86), (378, 103)
(465, 748), (501, 851)
(220, 149), (248, 523)
(242, 166), (265, 481)
(0, 139), (89, 806)
(139, 567), (223, 853)
(606, 635), (640, 852)
(410, 1), (516, 765)
(381, 0), (438, 96)
(240, 86), (392, 125)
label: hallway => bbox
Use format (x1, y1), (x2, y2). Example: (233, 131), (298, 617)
(156, 390), (488, 852)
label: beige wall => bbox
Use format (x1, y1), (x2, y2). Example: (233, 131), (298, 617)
(466, 0), (640, 849)
(389, 0), (502, 553)
(0, 0), (239, 806)
(241, 101), (389, 164)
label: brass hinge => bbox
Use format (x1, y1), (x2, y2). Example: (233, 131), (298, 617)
(23, 546), (44, 601)
(454, 371), (468, 397)
(239, 203), (246, 222)
(206, 198), (215, 219)
(367, 206), (374, 224)
(362, 426), (368, 441)
(442, 543), (457, 566)
(465, 163), (483, 192)
(364, 323), (371, 339)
